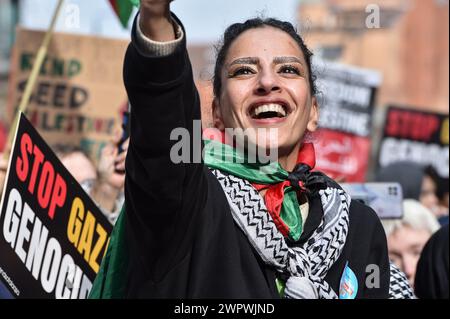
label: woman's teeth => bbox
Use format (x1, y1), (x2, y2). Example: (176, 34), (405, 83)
(253, 103), (287, 118)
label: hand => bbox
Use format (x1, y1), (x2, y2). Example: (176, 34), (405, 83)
(140, 0), (174, 17)
(140, 0), (176, 41)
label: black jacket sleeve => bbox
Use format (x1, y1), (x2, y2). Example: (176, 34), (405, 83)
(415, 224), (449, 299)
(123, 13), (207, 282)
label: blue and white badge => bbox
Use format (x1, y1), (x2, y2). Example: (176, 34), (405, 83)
(339, 262), (358, 299)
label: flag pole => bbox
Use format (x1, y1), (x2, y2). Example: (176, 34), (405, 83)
(3, 0), (65, 160)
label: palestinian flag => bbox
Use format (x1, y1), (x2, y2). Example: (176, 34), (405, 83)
(109, 0), (139, 28)
(89, 206), (128, 298)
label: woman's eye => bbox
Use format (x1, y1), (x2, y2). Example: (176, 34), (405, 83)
(230, 67), (255, 77)
(279, 65), (301, 75)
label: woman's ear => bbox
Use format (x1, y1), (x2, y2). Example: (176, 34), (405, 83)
(212, 97), (225, 130)
(306, 96), (319, 132)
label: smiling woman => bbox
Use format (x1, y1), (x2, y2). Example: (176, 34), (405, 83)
(89, 0), (413, 300)
(211, 20), (318, 167)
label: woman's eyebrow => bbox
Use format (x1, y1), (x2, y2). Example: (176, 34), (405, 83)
(227, 56), (303, 67)
(228, 57), (259, 66)
(273, 56), (303, 65)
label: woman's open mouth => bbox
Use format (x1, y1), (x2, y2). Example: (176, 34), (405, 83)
(248, 102), (291, 124)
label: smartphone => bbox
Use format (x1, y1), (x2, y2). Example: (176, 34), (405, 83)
(340, 182), (404, 219)
(118, 104), (131, 154)
(115, 104), (131, 174)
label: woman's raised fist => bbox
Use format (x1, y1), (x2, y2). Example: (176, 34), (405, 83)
(139, 0), (176, 41)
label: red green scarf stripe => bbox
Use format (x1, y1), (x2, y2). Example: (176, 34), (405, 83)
(203, 138), (316, 242)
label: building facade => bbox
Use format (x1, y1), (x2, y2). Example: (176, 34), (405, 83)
(298, 0), (449, 113)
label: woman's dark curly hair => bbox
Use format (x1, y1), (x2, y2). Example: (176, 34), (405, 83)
(213, 18), (317, 98)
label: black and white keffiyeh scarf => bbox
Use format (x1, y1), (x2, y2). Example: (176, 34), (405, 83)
(389, 263), (415, 299)
(211, 169), (415, 299)
(211, 168), (350, 299)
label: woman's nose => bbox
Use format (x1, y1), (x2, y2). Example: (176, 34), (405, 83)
(255, 69), (281, 95)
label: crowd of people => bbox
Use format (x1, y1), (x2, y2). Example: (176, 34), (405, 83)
(374, 161), (449, 298)
(53, 134), (127, 225)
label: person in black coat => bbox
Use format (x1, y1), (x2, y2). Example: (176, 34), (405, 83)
(415, 224), (449, 299)
(90, 0), (411, 299)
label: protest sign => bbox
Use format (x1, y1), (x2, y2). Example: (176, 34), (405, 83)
(6, 28), (129, 162)
(378, 106), (449, 178)
(313, 59), (381, 182)
(0, 113), (112, 299)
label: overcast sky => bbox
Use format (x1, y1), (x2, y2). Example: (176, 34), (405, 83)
(19, 0), (300, 44)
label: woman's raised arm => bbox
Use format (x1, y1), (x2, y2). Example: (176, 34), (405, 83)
(123, 2), (207, 281)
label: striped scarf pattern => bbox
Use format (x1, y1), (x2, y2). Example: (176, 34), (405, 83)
(211, 168), (350, 299)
